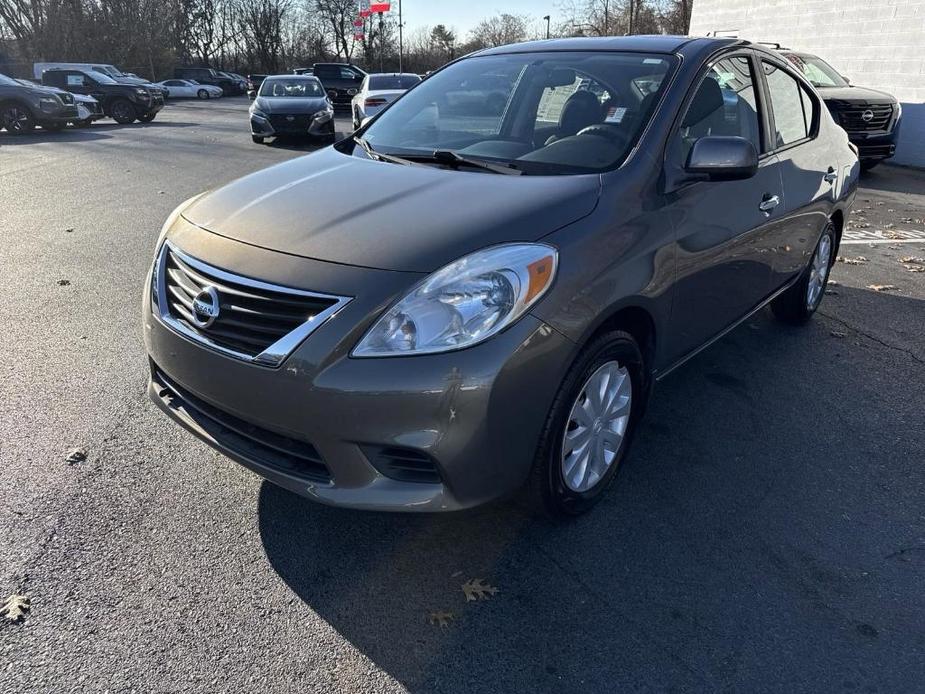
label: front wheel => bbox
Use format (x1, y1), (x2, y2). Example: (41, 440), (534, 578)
(197, 89), (209, 99)
(1, 103), (36, 133)
(771, 222), (836, 325)
(525, 330), (646, 517)
(109, 99), (136, 124)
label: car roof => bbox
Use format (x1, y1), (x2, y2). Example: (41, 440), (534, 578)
(474, 35), (741, 56)
(265, 74), (321, 81)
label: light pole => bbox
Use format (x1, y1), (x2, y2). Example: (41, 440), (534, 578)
(543, 15), (551, 39)
(399, 0), (403, 73)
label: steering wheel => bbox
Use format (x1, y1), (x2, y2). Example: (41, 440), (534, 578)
(576, 124), (629, 150)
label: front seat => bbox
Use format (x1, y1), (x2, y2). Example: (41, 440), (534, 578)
(546, 90), (602, 145)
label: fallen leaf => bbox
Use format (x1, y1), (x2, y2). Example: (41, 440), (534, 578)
(57, 279), (71, 286)
(837, 256), (868, 265)
(867, 284), (898, 292)
(899, 256), (924, 265)
(830, 331), (846, 338)
(825, 289), (838, 295)
(1, 594), (30, 623)
(66, 447), (88, 465)
(828, 280), (840, 287)
(64, 227), (74, 233)
(907, 266), (925, 273)
(429, 611), (455, 627)
(462, 578), (499, 602)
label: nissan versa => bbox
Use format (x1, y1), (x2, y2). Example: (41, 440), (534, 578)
(144, 36), (858, 516)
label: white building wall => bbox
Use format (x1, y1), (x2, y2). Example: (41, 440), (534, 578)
(689, 0), (925, 166)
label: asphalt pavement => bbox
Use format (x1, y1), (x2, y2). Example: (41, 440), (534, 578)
(1, 98), (923, 693)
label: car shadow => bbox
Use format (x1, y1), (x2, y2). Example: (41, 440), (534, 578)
(258, 286), (924, 692)
(87, 121), (199, 130)
(858, 161), (925, 196)
(0, 130), (113, 144)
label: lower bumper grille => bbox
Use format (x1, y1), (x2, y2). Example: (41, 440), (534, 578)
(151, 363), (331, 483)
(268, 113), (313, 132)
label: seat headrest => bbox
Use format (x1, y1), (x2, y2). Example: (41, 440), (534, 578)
(683, 77), (724, 127)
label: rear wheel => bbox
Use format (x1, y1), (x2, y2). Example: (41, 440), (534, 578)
(525, 330), (646, 517)
(109, 99), (136, 124)
(771, 221), (836, 324)
(197, 89), (209, 99)
(1, 103), (36, 133)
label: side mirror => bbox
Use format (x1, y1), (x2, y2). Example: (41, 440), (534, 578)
(247, 89), (256, 100)
(686, 136), (758, 181)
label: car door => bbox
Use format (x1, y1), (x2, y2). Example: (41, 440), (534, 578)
(758, 57), (835, 289)
(663, 52), (786, 363)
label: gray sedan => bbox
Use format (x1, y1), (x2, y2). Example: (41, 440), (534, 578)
(144, 36), (857, 516)
(249, 75), (335, 144)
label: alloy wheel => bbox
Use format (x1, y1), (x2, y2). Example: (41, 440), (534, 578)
(2, 106), (32, 133)
(560, 360), (633, 493)
(806, 234), (832, 310)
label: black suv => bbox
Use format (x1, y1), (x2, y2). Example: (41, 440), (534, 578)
(778, 49), (901, 170)
(42, 69), (164, 124)
(311, 63), (367, 107)
(0, 72), (78, 133)
(174, 68), (238, 96)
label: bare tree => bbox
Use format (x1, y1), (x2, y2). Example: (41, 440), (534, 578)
(467, 13), (528, 50)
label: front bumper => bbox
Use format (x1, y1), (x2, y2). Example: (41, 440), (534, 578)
(251, 112), (335, 138)
(143, 228), (573, 511)
(38, 104), (79, 124)
(846, 127), (900, 162)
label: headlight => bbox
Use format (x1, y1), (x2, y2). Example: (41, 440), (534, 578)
(135, 88), (148, 96)
(353, 243), (558, 357)
(895, 102), (902, 120)
(313, 108), (334, 123)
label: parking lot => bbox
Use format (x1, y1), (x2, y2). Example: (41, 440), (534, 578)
(2, 97), (924, 692)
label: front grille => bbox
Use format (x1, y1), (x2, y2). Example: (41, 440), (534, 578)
(151, 364), (331, 483)
(362, 445), (442, 484)
(269, 113), (312, 132)
(155, 242), (350, 366)
(837, 104), (894, 132)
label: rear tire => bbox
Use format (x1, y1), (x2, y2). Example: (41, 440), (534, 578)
(1, 102), (36, 133)
(109, 99), (136, 124)
(524, 330), (647, 518)
(771, 221), (836, 325)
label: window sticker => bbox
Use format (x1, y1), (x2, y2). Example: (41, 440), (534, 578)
(605, 106), (627, 124)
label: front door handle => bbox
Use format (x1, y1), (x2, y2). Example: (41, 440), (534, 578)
(759, 194), (780, 213)
(823, 167), (838, 184)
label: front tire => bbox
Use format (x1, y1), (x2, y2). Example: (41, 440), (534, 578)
(109, 99), (136, 124)
(525, 331), (646, 517)
(1, 103), (36, 133)
(197, 89), (209, 99)
(771, 221), (836, 325)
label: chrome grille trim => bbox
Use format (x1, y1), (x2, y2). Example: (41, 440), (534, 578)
(153, 241), (352, 367)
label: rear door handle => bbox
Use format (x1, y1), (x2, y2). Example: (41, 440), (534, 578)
(823, 167), (838, 183)
(759, 194), (780, 213)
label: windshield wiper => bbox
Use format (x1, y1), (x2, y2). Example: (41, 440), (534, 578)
(353, 136), (412, 166)
(404, 149), (523, 175)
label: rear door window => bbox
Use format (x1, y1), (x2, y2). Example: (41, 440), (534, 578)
(762, 61), (814, 147)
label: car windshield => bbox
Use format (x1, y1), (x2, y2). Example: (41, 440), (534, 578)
(360, 51), (676, 175)
(0, 73), (20, 86)
(90, 72), (117, 85)
(369, 74), (421, 90)
(260, 78), (324, 97)
(785, 54), (849, 88)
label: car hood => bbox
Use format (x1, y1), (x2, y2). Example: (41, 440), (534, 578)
(181, 147), (600, 273)
(817, 84), (897, 105)
(254, 96), (329, 114)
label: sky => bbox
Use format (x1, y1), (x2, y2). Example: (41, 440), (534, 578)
(391, 1), (560, 39)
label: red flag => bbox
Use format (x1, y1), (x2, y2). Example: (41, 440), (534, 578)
(353, 18), (363, 27)
(371, 1), (390, 12)
(354, 32), (365, 40)
(359, 0), (371, 17)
